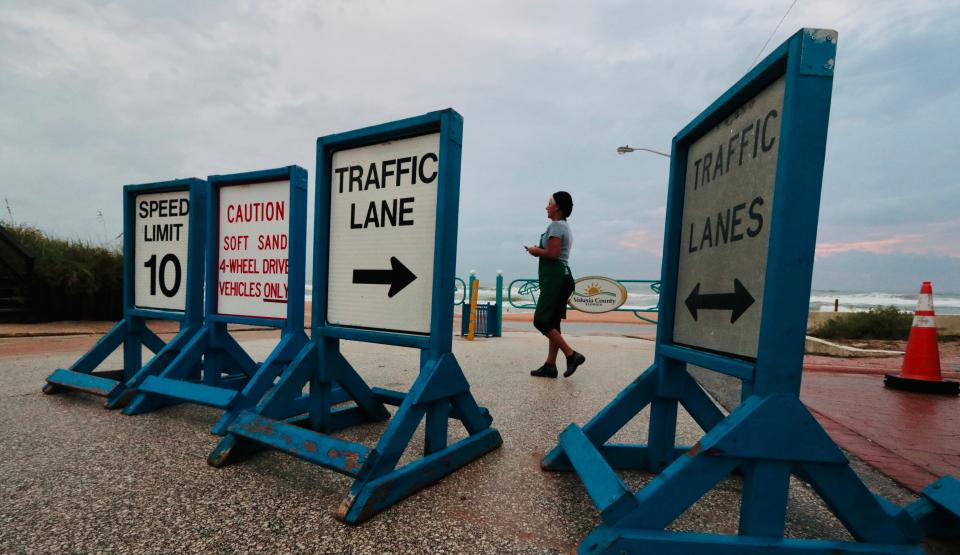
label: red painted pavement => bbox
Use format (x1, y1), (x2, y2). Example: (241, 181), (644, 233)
(804, 352), (960, 379)
(801, 365), (960, 493)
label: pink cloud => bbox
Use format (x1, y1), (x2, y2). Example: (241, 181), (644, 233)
(816, 234), (959, 258)
(618, 229), (663, 255)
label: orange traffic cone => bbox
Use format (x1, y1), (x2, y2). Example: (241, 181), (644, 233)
(884, 281), (958, 395)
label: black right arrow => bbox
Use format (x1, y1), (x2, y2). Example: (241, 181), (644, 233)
(685, 279), (755, 323)
(352, 256), (417, 298)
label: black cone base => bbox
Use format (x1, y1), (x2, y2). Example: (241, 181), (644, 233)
(884, 374), (959, 396)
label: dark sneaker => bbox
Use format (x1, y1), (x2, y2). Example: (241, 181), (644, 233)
(530, 363), (558, 378)
(563, 352), (586, 378)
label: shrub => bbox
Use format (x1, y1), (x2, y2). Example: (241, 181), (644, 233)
(811, 306), (913, 341)
(3, 223), (123, 321)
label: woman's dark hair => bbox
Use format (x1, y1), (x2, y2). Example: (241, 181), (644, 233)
(553, 191), (573, 218)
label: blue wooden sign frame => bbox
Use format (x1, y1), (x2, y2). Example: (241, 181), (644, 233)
(120, 166), (312, 435)
(313, 110), (459, 352)
(208, 109), (502, 524)
(45, 178), (207, 408)
(541, 28), (956, 554)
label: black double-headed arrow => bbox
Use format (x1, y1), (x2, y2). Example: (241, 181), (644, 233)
(352, 256), (417, 298)
(685, 278), (755, 323)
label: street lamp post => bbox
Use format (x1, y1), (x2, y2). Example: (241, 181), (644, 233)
(616, 145), (670, 158)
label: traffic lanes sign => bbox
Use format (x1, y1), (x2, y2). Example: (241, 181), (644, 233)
(672, 76), (784, 358)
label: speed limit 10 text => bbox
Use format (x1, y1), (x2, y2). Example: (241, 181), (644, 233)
(140, 197), (188, 242)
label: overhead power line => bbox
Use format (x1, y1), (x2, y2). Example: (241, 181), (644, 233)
(749, 0), (799, 70)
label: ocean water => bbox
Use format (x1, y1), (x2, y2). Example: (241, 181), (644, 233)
(808, 290), (960, 315)
(304, 282), (660, 311)
(307, 284), (960, 315)
(304, 284), (960, 315)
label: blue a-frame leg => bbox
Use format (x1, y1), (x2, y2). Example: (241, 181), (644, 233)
(543, 361), (960, 554)
(44, 179), (206, 409)
(115, 321), (311, 430)
(44, 316), (179, 398)
(208, 336), (501, 524)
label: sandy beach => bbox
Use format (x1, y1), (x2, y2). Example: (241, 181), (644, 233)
(500, 307), (657, 325)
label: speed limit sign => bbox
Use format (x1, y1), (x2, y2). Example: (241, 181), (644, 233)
(134, 190), (190, 311)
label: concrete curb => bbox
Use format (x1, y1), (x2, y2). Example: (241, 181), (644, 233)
(0, 326), (278, 339)
(804, 336), (903, 358)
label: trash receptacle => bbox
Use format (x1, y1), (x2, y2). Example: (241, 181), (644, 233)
(461, 302), (496, 337)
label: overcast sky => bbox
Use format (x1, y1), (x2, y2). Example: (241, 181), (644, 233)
(2, 0), (957, 293)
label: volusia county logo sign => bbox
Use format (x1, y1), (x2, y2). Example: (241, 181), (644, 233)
(568, 276), (628, 314)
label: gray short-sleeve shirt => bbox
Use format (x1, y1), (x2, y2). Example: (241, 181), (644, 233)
(540, 220), (573, 264)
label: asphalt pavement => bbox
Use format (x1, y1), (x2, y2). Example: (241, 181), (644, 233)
(1, 330), (955, 553)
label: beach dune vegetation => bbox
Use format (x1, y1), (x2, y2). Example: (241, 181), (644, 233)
(810, 306), (913, 341)
(2, 223), (122, 321)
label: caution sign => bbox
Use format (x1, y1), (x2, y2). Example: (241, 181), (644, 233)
(216, 180), (290, 319)
(134, 190), (190, 311)
(326, 133), (440, 334)
(672, 76), (784, 358)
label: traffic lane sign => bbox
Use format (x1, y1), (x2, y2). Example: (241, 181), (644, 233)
(672, 76), (784, 358)
(327, 132), (440, 335)
(134, 189), (190, 311)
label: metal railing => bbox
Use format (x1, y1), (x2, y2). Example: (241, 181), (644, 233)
(453, 277), (467, 305)
(508, 278), (661, 324)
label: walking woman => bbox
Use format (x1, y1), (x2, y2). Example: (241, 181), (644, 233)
(525, 191), (586, 378)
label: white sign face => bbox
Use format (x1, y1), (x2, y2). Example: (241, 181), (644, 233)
(672, 76), (784, 358)
(568, 276), (628, 314)
(216, 180), (290, 320)
(327, 132), (441, 334)
(134, 190), (190, 311)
